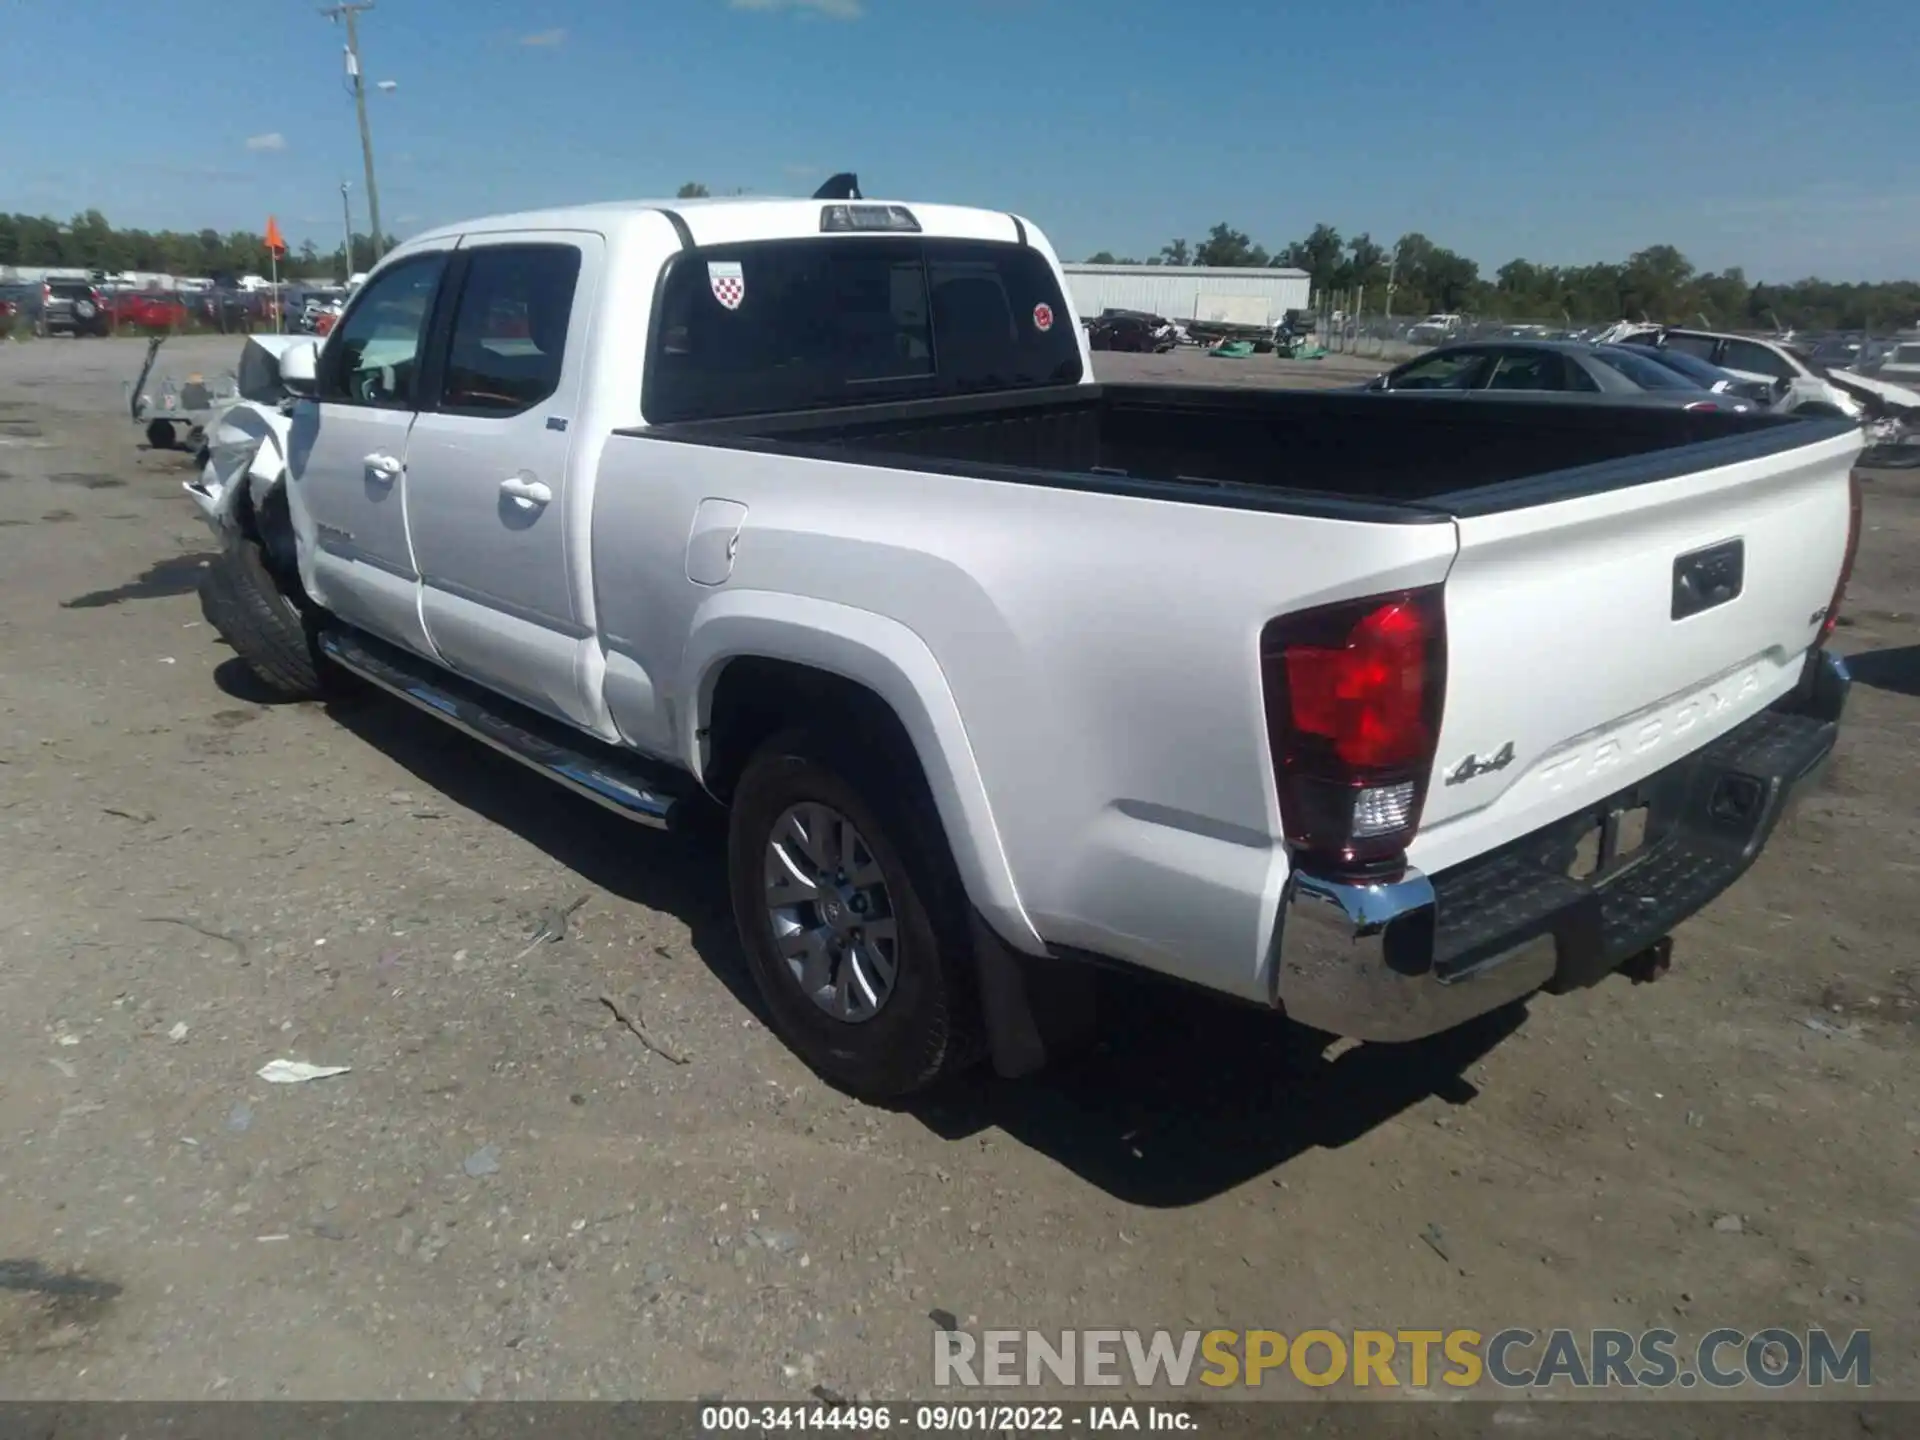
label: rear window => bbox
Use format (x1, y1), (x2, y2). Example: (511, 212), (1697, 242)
(1593, 345), (1696, 391)
(643, 237), (1083, 423)
(1620, 346), (1719, 387)
(1658, 333), (1719, 362)
(49, 282), (95, 299)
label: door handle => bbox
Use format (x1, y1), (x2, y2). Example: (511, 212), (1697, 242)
(499, 476), (553, 509)
(364, 452), (403, 482)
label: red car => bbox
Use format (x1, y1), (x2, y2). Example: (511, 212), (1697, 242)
(0, 298), (16, 337)
(108, 291), (191, 332)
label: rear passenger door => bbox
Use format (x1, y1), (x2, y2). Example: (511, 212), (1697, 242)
(403, 232), (601, 724)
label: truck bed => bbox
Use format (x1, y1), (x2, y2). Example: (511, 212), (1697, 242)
(636, 382), (1836, 518)
(590, 362), (1860, 999)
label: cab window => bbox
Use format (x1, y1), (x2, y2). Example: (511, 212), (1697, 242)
(1719, 339), (1797, 381)
(318, 254), (446, 408)
(436, 244), (582, 416)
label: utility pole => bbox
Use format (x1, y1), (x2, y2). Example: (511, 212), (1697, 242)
(1385, 243), (1400, 325)
(322, 2), (383, 264)
(339, 182), (355, 282)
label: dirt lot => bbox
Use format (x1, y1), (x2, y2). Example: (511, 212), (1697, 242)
(0, 335), (1915, 1404)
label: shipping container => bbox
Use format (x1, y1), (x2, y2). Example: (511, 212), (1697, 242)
(1061, 264), (1312, 329)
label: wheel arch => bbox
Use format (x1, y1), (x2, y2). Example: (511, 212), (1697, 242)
(681, 594), (1045, 956)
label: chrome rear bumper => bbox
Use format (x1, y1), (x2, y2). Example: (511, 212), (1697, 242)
(1271, 650), (1849, 1043)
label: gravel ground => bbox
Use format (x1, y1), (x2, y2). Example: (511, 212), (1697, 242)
(0, 335), (1915, 1403)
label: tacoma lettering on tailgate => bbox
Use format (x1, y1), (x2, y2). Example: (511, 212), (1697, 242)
(1535, 665), (1764, 795)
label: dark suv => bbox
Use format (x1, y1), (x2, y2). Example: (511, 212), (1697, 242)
(40, 279), (111, 337)
(1087, 310), (1176, 353)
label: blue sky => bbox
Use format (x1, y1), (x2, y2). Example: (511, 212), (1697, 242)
(6, 0), (1913, 281)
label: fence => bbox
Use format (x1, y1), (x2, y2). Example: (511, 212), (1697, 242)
(1305, 292), (1611, 361)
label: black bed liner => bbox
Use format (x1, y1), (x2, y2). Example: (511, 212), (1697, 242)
(620, 382), (1852, 523)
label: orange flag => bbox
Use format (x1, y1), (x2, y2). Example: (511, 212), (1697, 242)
(264, 215), (287, 256)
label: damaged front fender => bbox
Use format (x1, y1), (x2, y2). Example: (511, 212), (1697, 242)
(183, 333), (307, 538)
(184, 397), (292, 540)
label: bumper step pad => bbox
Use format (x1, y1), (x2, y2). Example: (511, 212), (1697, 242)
(1430, 708), (1838, 992)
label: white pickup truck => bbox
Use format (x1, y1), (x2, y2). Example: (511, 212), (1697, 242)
(189, 187), (1861, 1100)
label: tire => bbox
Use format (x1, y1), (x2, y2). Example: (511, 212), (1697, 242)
(146, 419), (177, 450)
(727, 728), (983, 1100)
(196, 539), (328, 701)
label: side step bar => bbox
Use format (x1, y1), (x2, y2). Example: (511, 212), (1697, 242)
(318, 628), (687, 830)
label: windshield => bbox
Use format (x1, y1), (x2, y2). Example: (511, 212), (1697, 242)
(1593, 345), (1699, 391)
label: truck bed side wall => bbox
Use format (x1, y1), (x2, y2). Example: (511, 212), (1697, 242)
(656, 385), (1796, 506)
(588, 433), (1459, 997)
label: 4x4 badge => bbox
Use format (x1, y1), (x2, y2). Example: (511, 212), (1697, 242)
(1445, 742), (1516, 786)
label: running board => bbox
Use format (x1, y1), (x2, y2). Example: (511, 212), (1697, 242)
(318, 628), (686, 830)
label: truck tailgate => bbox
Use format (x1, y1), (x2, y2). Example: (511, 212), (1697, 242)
(1412, 425), (1860, 873)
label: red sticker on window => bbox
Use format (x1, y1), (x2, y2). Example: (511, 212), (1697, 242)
(1032, 302), (1054, 332)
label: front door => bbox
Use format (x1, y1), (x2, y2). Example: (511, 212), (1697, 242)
(287, 248), (450, 655)
(403, 233), (600, 725)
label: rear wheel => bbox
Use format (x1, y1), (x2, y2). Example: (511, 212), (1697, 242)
(146, 419), (177, 450)
(727, 729), (982, 1100)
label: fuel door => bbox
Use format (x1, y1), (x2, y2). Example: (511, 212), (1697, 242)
(685, 498), (748, 587)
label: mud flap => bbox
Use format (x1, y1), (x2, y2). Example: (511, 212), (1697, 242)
(971, 912), (1098, 1079)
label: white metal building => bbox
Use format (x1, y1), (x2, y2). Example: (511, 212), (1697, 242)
(1061, 263), (1312, 328)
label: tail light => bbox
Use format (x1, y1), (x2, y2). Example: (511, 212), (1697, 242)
(1818, 471), (1864, 646)
(1260, 587), (1447, 876)
(1683, 399), (1720, 412)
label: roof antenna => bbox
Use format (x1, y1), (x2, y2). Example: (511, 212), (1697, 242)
(813, 173), (861, 201)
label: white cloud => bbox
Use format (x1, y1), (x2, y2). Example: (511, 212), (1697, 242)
(245, 132), (287, 152)
(730, 0), (865, 19)
(518, 28), (567, 46)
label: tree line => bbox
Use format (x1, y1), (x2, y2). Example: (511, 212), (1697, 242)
(1084, 222), (1920, 334)
(6, 207), (1915, 332)
(0, 209), (397, 282)
(1, 191), (722, 280)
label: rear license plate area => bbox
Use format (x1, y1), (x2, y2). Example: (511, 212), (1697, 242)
(1567, 804), (1650, 881)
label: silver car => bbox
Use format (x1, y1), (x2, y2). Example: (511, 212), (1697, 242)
(1367, 340), (1755, 410)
